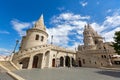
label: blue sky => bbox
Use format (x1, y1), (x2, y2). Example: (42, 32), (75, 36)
(0, 0), (120, 55)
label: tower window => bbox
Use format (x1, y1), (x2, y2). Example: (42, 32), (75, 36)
(101, 55), (104, 58)
(95, 40), (98, 44)
(104, 55), (106, 58)
(35, 34), (39, 40)
(41, 36), (44, 41)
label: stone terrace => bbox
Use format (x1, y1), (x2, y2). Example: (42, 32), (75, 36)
(13, 67), (120, 80)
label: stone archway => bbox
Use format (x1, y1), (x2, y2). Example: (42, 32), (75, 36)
(32, 56), (39, 68)
(60, 57), (64, 67)
(65, 56), (70, 67)
(52, 58), (55, 67)
(32, 54), (43, 68)
(20, 57), (30, 69)
(45, 51), (50, 67)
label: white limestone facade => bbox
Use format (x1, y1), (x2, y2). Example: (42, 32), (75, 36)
(76, 24), (119, 67)
(11, 15), (76, 69)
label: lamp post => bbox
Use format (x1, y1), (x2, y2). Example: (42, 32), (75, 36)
(10, 40), (19, 61)
(13, 40), (19, 53)
(51, 35), (53, 45)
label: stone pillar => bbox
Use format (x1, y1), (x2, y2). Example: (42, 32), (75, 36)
(47, 53), (50, 68)
(64, 56), (66, 67)
(70, 57), (72, 67)
(41, 53), (45, 69)
(28, 55), (33, 69)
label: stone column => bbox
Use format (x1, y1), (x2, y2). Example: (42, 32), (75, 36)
(28, 55), (33, 69)
(41, 53), (45, 69)
(64, 56), (66, 67)
(70, 57), (72, 67)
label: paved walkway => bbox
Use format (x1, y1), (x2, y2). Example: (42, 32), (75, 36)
(13, 67), (120, 80)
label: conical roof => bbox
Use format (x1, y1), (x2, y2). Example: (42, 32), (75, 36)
(33, 14), (46, 31)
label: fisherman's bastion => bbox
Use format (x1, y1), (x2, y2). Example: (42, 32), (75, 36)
(0, 15), (120, 72)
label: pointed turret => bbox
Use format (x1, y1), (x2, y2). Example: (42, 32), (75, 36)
(33, 14), (46, 31)
(20, 14), (48, 50)
(84, 24), (87, 29)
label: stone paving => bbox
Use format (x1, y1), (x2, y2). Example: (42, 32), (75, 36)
(13, 67), (120, 80)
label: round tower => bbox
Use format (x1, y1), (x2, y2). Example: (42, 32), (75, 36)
(83, 24), (96, 50)
(20, 15), (48, 50)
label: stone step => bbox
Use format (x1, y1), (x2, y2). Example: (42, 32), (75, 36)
(0, 61), (17, 71)
(0, 72), (16, 80)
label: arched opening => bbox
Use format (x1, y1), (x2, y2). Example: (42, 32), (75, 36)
(72, 58), (75, 66)
(52, 59), (55, 67)
(65, 56), (70, 67)
(32, 54), (43, 68)
(45, 51), (50, 67)
(41, 36), (44, 41)
(32, 56), (38, 68)
(78, 60), (82, 67)
(20, 57), (30, 69)
(60, 57), (64, 67)
(35, 34), (39, 40)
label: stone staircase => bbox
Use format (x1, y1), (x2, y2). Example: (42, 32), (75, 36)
(0, 72), (16, 80)
(0, 61), (17, 71)
(0, 66), (16, 80)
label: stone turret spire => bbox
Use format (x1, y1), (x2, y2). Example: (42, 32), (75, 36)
(84, 24), (87, 29)
(33, 14), (46, 31)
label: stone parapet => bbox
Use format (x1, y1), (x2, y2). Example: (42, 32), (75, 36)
(81, 49), (112, 54)
(13, 44), (76, 61)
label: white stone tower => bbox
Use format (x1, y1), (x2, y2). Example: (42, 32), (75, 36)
(20, 15), (48, 50)
(83, 24), (103, 50)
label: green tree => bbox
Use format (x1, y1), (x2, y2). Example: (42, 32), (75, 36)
(112, 31), (120, 55)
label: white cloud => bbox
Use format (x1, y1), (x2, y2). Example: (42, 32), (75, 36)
(51, 13), (90, 24)
(80, 1), (88, 7)
(103, 13), (120, 28)
(0, 48), (12, 56)
(58, 7), (65, 11)
(107, 9), (112, 13)
(48, 13), (90, 48)
(11, 19), (34, 36)
(91, 22), (104, 33)
(47, 24), (72, 47)
(0, 30), (9, 34)
(102, 27), (120, 42)
(100, 9), (120, 42)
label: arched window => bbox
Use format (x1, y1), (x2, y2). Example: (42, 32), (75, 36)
(41, 36), (44, 41)
(35, 34), (39, 40)
(101, 55), (103, 58)
(95, 40), (98, 44)
(104, 55), (106, 58)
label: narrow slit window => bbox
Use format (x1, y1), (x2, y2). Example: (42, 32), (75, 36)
(35, 35), (39, 40)
(41, 36), (44, 41)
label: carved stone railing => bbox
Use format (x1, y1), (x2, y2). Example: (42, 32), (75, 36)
(12, 44), (76, 61)
(12, 44), (51, 60)
(82, 49), (111, 54)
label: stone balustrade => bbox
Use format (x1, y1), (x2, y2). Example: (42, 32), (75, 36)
(12, 44), (76, 62)
(82, 49), (110, 54)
